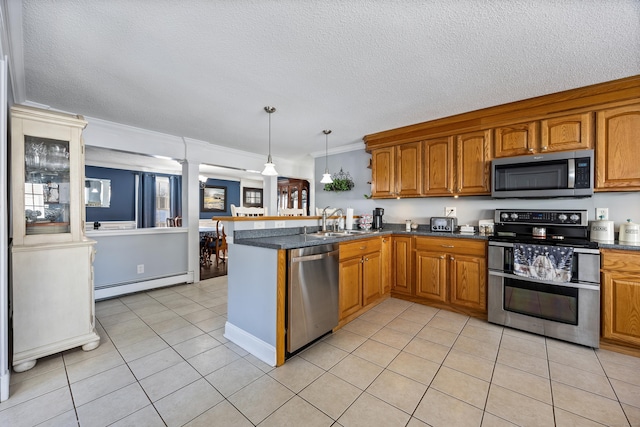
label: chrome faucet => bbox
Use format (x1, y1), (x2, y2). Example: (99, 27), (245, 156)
(332, 208), (345, 231)
(321, 206), (331, 231)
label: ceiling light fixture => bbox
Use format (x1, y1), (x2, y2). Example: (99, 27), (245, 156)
(198, 175), (208, 189)
(320, 130), (333, 184)
(261, 106), (278, 176)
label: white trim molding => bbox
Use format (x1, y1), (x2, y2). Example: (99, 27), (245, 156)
(224, 321), (276, 367)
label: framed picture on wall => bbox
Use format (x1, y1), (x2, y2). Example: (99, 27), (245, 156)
(243, 187), (263, 208)
(201, 185), (227, 212)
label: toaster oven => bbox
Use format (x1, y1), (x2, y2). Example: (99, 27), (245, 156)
(430, 217), (457, 232)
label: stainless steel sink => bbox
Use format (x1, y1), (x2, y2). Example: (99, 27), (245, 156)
(305, 230), (378, 238)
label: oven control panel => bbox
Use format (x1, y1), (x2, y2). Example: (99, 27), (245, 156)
(494, 209), (588, 226)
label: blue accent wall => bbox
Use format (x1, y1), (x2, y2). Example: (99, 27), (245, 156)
(200, 178), (240, 218)
(86, 166), (136, 222)
(86, 166), (238, 221)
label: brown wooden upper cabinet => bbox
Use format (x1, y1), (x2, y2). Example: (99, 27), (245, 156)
(596, 104), (640, 191)
(494, 113), (593, 158)
(494, 121), (539, 158)
(422, 137), (454, 195)
(423, 131), (493, 197)
(540, 113), (593, 153)
(456, 130), (492, 195)
(371, 147), (395, 197)
(396, 142), (422, 196)
(371, 142), (422, 198)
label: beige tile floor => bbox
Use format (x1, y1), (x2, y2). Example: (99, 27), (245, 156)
(1, 276), (640, 426)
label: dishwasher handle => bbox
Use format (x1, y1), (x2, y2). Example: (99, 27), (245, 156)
(291, 249), (339, 263)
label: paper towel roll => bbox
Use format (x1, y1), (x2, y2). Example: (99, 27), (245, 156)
(346, 208), (354, 230)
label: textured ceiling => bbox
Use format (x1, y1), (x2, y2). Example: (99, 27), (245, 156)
(15, 0), (640, 159)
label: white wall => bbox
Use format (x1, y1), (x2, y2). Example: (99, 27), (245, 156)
(315, 149), (640, 231)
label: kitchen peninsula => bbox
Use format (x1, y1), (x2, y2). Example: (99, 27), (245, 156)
(218, 215), (356, 367)
(221, 216), (490, 367)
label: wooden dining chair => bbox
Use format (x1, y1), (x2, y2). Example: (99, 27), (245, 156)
(213, 220), (228, 264)
(200, 234), (213, 267)
(279, 208), (304, 216)
(230, 204), (267, 216)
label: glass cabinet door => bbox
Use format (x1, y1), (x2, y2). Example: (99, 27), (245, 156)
(24, 135), (71, 235)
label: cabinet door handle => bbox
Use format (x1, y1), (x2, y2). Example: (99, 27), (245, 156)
(528, 147), (534, 153)
(382, 238), (387, 243)
(441, 245), (455, 248)
(541, 146), (548, 151)
(360, 259), (364, 263)
(440, 255), (445, 259)
(360, 246), (366, 250)
(364, 257), (369, 261)
(450, 257), (455, 261)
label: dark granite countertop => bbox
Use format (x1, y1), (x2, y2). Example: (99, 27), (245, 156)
(598, 241), (640, 251)
(233, 224), (490, 250)
(233, 223), (640, 252)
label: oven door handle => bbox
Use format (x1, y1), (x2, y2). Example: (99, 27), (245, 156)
(488, 271), (600, 291)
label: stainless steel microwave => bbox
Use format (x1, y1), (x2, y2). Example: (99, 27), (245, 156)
(491, 149), (594, 198)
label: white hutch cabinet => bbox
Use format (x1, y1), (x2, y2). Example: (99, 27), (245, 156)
(10, 105), (100, 372)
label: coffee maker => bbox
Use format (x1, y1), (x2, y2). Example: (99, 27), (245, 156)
(373, 208), (384, 229)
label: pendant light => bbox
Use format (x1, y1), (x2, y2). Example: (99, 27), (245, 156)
(320, 129), (333, 184)
(261, 106), (278, 176)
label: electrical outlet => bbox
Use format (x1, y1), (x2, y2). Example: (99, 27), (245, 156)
(254, 221), (266, 229)
(595, 208), (609, 220)
(137, 264), (144, 274)
(445, 207), (457, 217)
(274, 221), (285, 228)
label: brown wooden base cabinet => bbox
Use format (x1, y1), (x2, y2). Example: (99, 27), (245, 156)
(391, 236), (413, 295)
(601, 249), (640, 348)
(338, 237), (383, 320)
(414, 237), (487, 313)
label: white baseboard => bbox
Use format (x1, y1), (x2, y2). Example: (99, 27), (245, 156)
(224, 321), (276, 367)
(95, 272), (194, 300)
(0, 369), (9, 402)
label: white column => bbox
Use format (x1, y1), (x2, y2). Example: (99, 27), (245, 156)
(263, 175), (278, 216)
(182, 160), (200, 282)
(0, 57), (10, 402)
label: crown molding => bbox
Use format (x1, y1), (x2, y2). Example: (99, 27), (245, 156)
(309, 141), (365, 158)
(1, 0), (25, 103)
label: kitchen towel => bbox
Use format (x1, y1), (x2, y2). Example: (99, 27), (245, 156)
(513, 244), (573, 282)
(346, 208), (354, 230)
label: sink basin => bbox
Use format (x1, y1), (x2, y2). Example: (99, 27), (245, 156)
(304, 230), (378, 238)
(306, 232), (350, 238)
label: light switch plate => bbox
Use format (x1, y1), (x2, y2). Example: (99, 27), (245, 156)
(595, 208), (609, 220)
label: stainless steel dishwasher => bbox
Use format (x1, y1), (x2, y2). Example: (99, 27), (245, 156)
(287, 243), (339, 354)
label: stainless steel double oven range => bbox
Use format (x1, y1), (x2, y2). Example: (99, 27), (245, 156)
(488, 209), (601, 348)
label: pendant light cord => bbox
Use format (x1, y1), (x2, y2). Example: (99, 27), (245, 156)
(265, 106), (276, 162)
(323, 129), (332, 172)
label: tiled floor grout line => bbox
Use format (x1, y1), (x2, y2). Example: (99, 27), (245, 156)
(115, 290), (239, 426)
(5, 281), (639, 426)
(594, 346), (633, 427)
(58, 354), (81, 427)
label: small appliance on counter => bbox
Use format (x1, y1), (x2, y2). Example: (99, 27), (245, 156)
(373, 207), (384, 229)
(478, 219), (495, 235)
(430, 216), (457, 232)
(459, 224), (475, 234)
(619, 219), (640, 244)
(590, 218), (614, 243)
